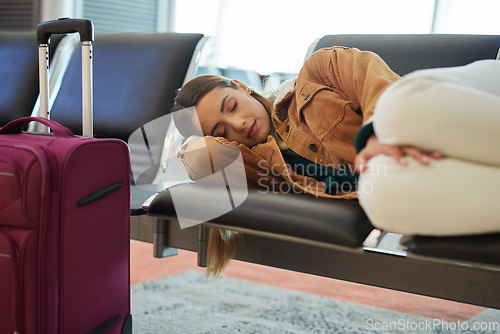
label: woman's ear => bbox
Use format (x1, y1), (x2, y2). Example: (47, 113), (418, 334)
(230, 79), (252, 94)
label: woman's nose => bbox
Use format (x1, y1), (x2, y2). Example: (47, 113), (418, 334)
(227, 116), (246, 132)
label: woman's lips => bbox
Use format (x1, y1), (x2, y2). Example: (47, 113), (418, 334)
(248, 120), (258, 139)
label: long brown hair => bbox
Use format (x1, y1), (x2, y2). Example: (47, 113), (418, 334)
(171, 74), (278, 277)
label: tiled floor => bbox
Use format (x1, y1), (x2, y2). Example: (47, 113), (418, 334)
(130, 240), (487, 323)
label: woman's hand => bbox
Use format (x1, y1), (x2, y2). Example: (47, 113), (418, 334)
(355, 135), (442, 173)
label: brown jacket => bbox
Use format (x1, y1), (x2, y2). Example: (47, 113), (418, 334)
(179, 47), (400, 199)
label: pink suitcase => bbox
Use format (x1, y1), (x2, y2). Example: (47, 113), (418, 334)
(0, 19), (131, 334)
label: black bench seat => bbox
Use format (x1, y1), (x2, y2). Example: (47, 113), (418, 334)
(141, 186), (500, 309)
(404, 234), (500, 265)
(145, 186), (500, 268)
(147, 185), (373, 248)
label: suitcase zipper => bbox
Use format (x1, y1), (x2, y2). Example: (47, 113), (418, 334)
(0, 233), (22, 334)
(14, 144), (59, 192)
(0, 143), (58, 195)
(0, 156), (21, 209)
(9, 144), (59, 333)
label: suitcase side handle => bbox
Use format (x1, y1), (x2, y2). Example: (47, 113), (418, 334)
(0, 117), (75, 138)
(37, 18), (94, 44)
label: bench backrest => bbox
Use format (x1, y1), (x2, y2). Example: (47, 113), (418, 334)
(0, 32), (62, 126)
(308, 34), (500, 76)
(49, 32), (204, 141)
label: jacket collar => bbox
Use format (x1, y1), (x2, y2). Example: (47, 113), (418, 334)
(273, 77), (297, 110)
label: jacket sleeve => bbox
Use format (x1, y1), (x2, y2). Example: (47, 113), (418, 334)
(176, 135), (290, 190)
(302, 47), (400, 152)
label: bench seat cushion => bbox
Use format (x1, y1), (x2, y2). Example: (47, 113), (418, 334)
(146, 183), (500, 262)
(403, 234), (500, 265)
(148, 185), (373, 248)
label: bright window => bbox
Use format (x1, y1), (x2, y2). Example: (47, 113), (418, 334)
(175, 0), (500, 75)
(432, 0), (500, 34)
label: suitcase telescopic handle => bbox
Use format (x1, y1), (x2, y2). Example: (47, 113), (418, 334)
(36, 18), (94, 44)
(36, 18), (94, 138)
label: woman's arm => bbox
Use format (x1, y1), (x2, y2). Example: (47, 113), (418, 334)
(302, 47), (400, 124)
(319, 48), (442, 171)
(298, 47), (401, 163)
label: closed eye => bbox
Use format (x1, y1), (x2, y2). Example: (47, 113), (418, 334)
(220, 101), (237, 137)
(210, 124), (225, 137)
(211, 99), (237, 138)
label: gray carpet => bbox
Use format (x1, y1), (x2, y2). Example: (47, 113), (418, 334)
(131, 271), (499, 334)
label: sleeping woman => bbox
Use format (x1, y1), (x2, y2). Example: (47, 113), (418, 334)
(171, 46), (500, 276)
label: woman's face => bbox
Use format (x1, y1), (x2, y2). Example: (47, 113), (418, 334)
(195, 80), (271, 147)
